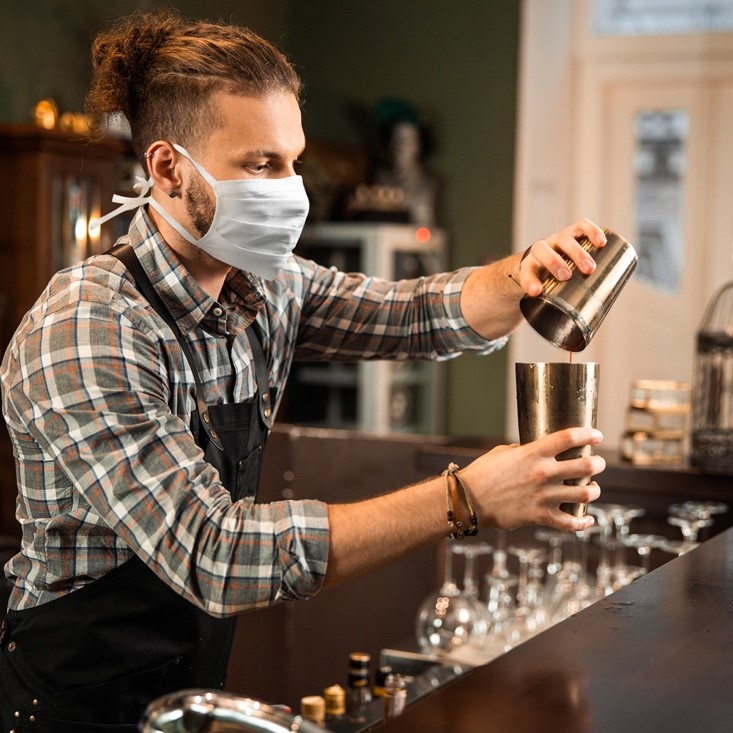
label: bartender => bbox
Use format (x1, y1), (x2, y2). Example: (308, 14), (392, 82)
(0, 9), (606, 731)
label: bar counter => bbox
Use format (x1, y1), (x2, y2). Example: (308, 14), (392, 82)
(219, 426), (732, 708)
(377, 525), (733, 733)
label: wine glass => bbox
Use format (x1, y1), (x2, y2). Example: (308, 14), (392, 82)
(415, 540), (489, 657)
(586, 504), (615, 597)
(505, 545), (549, 647)
(480, 574), (518, 659)
(669, 501), (728, 542)
(484, 529), (518, 617)
(534, 528), (566, 602)
(545, 527), (600, 624)
(610, 504), (646, 588)
(452, 542), (493, 663)
(589, 503), (645, 589)
(453, 542), (492, 603)
(621, 533), (667, 579)
(659, 502), (715, 556)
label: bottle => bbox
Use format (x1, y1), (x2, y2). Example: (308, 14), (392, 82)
(346, 651), (372, 720)
(300, 695), (325, 726)
(372, 664), (393, 699)
(323, 684), (346, 726)
(383, 674), (408, 718)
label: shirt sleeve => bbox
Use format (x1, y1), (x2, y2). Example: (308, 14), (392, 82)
(0, 279), (329, 617)
(286, 258), (508, 361)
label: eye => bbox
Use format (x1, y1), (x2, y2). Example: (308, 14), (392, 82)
(245, 162), (270, 175)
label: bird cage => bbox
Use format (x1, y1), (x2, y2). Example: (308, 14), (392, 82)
(691, 281), (733, 473)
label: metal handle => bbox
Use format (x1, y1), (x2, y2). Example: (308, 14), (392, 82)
(140, 689), (328, 733)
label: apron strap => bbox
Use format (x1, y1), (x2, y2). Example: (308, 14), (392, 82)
(109, 242), (224, 450)
(110, 243), (274, 434)
(245, 327), (274, 430)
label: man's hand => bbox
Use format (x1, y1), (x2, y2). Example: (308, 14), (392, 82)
(460, 427), (605, 532)
(516, 218), (607, 297)
(460, 218), (606, 341)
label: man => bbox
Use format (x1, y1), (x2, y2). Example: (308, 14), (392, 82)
(0, 10), (606, 731)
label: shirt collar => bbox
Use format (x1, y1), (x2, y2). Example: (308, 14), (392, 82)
(125, 209), (266, 334)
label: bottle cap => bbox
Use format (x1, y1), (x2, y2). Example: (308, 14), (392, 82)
(323, 684), (346, 716)
(300, 695), (325, 725)
(348, 652), (371, 666)
(373, 664), (394, 697)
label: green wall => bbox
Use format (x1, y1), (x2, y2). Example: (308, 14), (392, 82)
(0, 0), (519, 437)
(0, 2), (289, 123)
(286, 1), (520, 437)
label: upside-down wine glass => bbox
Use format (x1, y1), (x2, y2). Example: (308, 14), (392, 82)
(504, 545), (549, 647)
(658, 502), (718, 556)
(620, 533), (668, 579)
(415, 540), (489, 657)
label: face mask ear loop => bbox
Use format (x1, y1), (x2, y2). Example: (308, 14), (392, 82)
(171, 143), (218, 188)
(146, 197), (200, 246)
(89, 176), (155, 231)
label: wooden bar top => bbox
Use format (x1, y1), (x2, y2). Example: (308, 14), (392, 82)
(378, 526), (733, 733)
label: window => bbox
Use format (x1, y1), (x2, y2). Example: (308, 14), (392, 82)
(593, 0), (733, 36)
(632, 108), (688, 293)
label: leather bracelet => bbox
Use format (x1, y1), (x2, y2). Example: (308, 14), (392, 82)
(443, 462), (479, 540)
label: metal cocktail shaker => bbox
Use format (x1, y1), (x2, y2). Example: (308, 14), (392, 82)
(519, 228), (637, 352)
(516, 362), (600, 517)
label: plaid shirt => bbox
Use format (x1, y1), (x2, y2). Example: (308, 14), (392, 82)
(1, 209), (504, 615)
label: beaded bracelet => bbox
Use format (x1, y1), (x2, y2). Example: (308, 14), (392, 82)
(443, 462), (479, 540)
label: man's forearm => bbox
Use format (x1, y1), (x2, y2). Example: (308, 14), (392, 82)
(323, 426), (606, 589)
(460, 253), (524, 341)
(324, 476), (447, 587)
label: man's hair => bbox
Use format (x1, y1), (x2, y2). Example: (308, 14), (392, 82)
(85, 10), (303, 163)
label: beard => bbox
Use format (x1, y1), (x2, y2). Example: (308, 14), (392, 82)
(185, 175), (216, 238)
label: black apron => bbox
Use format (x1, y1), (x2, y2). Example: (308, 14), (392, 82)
(0, 244), (274, 732)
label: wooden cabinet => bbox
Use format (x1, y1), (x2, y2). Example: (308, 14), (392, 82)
(0, 123), (132, 536)
(0, 123), (132, 350)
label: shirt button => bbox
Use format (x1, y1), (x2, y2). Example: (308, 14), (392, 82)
(212, 306), (224, 317)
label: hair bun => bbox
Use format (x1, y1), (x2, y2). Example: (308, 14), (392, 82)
(86, 10), (181, 128)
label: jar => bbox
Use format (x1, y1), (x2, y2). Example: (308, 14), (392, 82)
(691, 281), (733, 472)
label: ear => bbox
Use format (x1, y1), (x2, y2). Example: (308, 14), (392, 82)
(145, 141), (182, 196)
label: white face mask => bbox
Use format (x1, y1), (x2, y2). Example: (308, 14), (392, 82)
(90, 143), (310, 281)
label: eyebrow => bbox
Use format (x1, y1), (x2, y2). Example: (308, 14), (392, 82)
(242, 147), (306, 159)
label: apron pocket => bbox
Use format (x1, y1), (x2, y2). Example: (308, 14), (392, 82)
(235, 443), (263, 501)
(33, 654), (184, 727)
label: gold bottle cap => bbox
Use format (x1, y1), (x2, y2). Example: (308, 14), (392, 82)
(323, 684), (346, 715)
(300, 695), (325, 724)
(349, 652), (371, 663)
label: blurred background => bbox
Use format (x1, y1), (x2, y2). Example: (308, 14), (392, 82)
(2, 2), (733, 710)
(0, 0), (732, 447)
